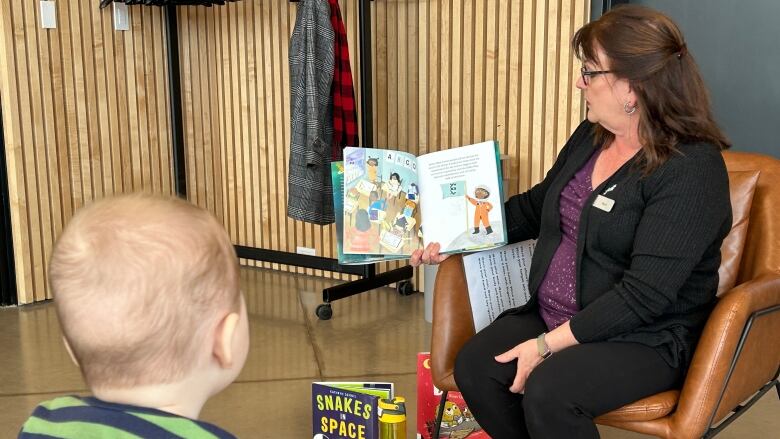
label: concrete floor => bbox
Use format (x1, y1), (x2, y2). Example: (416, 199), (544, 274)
(1, 267), (777, 438)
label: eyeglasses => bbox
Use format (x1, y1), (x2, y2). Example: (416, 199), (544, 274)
(580, 66), (612, 85)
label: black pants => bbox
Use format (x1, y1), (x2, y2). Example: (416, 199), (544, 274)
(454, 311), (683, 439)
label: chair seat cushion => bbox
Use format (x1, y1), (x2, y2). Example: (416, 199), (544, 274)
(595, 390), (680, 423)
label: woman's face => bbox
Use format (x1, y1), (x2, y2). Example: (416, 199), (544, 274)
(576, 47), (634, 135)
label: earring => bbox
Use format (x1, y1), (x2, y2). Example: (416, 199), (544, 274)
(623, 102), (637, 115)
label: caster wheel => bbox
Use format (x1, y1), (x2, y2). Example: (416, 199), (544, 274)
(316, 304), (333, 320)
(396, 280), (415, 296)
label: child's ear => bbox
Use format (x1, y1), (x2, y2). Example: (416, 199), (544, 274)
(213, 311), (241, 368)
(61, 336), (80, 367)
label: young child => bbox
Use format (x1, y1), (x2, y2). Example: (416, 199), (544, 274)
(19, 194), (249, 438)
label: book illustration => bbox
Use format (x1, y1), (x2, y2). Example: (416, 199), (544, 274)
(462, 240), (536, 332)
(466, 185), (494, 235)
(429, 181), (505, 254)
(312, 382), (394, 439)
(343, 148), (423, 256)
(331, 162), (407, 266)
(417, 141), (507, 254)
(416, 353), (489, 439)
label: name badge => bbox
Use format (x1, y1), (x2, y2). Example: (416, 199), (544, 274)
(593, 195), (615, 212)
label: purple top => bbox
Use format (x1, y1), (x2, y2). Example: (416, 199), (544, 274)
(537, 149), (600, 330)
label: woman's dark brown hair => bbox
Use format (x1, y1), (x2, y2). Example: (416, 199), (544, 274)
(573, 5), (730, 174)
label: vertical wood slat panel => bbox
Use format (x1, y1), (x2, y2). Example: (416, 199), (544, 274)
(178, 0), (588, 287)
(0, 0), (590, 302)
(0, 2), (174, 303)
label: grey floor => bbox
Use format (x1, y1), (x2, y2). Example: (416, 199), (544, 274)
(1, 267), (777, 438)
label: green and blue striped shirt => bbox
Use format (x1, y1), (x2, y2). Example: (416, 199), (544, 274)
(18, 396), (236, 439)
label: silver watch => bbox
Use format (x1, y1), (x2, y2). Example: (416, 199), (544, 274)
(536, 332), (552, 360)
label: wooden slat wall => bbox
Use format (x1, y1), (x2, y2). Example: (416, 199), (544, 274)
(179, 0), (589, 288)
(0, 2), (174, 304)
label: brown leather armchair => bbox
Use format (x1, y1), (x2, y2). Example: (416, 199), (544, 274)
(430, 151), (780, 439)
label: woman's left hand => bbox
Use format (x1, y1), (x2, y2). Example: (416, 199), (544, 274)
(494, 339), (543, 393)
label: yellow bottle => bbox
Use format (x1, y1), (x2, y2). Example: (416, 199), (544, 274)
(378, 397), (407, 439)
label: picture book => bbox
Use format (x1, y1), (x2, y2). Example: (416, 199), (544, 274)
(416, 353), (490, 439)
(341, 142), (507, 259)
(462, 240), (536, 332)
(312, 381), (394, 439)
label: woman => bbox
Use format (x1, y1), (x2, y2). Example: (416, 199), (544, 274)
(411, 5), (732, 438)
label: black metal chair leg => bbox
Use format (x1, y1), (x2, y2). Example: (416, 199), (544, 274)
(432, 390), (448, 439)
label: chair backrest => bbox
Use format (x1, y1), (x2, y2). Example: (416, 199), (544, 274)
(722, 151), (780, 282)
(668, 151), (780, 436)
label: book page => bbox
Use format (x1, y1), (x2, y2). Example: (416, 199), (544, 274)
(342, 147), (423, 256)
(417, 141), (506, 253)
(331, 162), (407, 265)
(462, 240), (536, 332)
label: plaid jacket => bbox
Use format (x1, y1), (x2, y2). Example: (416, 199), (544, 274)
(328, 0), (358, 158)
(287, 0), (336, 225)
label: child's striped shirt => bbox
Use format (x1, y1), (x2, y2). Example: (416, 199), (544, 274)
(18, 396), (236, 439)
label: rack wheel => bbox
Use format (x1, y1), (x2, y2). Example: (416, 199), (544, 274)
(396, 280), (415, 296)
(316, 304), (333, 320)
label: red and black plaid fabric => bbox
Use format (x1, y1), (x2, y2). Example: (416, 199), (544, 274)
(328, 0), (358, 159)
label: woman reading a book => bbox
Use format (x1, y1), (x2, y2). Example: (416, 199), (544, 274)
(411, 5), (732, 439)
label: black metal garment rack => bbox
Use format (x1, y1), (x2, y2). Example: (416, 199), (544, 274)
(165, 0), (414, 321)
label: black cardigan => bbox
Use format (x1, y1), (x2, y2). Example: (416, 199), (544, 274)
(504, 121), (732, 368)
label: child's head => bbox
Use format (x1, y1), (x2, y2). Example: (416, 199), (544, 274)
(474, 185), (490, 199)
(369, 191), (379, 202)
(355, 209), (371, 231)
(389, 172), (401, 183)
(367, 157), (378, 167)
(49, 194), (248, 394)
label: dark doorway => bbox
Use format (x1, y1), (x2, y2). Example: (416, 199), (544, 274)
(0, 100), (18, 306)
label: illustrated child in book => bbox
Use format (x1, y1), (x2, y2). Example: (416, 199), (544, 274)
(19, 194), (247, 438)
(368, 190), (386, 221)
(366, 157), (380, 182)
(350, 209), (377, 252)
(407, 182), (419, 201)
(402, 199), (417, 218)
(388, 172), (402, 193)
(465, 185), (493, 235)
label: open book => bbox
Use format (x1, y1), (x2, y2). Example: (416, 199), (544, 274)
(339, 142), (507, 261)
(462, 239), (536, 332)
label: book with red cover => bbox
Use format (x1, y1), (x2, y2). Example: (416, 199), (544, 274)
(416, 352), (491, 439)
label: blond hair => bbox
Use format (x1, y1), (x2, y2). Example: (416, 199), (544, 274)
(49, 194), (239, 389)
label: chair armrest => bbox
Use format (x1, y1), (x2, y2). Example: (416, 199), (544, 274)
(430, 255), (476, 391)
(669, 273), (780, 438)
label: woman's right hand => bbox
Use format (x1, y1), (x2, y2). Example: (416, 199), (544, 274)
(410, 242), (450, 267)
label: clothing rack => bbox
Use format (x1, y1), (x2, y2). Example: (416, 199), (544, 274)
(165, 0), (413, 321)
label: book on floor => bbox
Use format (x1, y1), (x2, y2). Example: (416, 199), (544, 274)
(416, 352), (491, 439)
(312, 381), (394, 439)
(336, 142), (507, 262)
